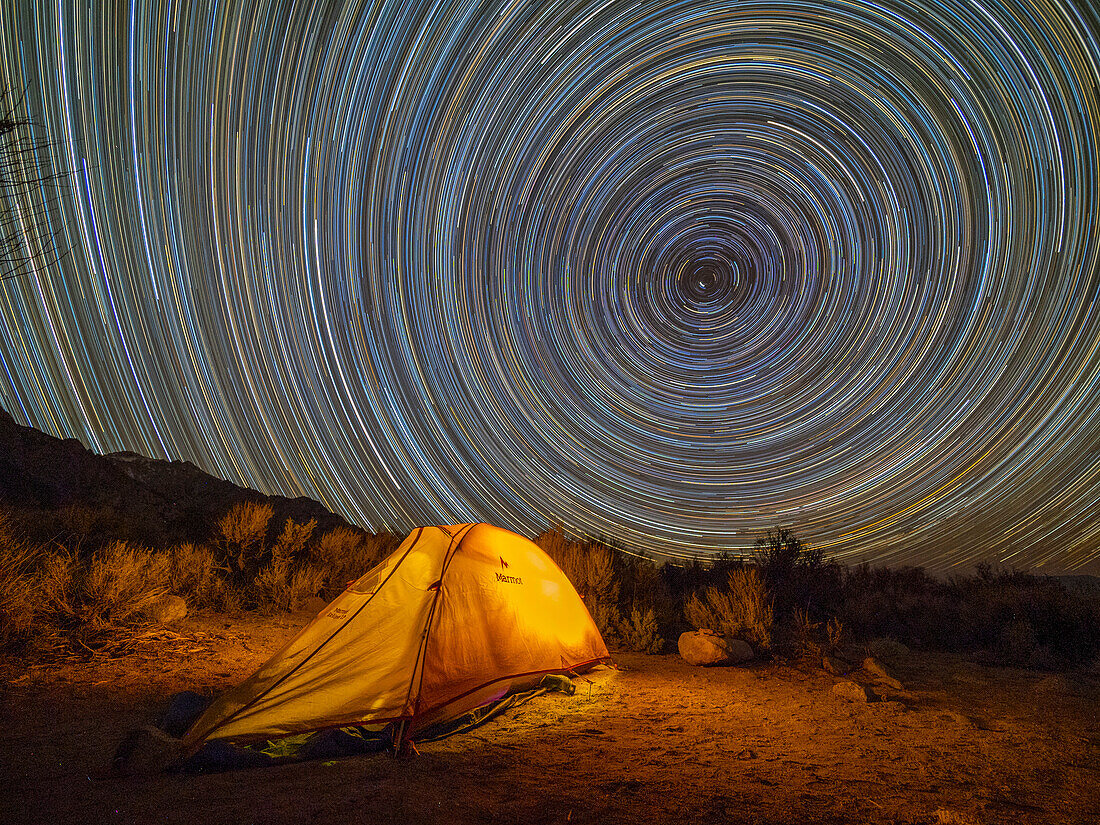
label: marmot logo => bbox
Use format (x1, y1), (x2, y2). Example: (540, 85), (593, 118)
(495, 571), (523, 585)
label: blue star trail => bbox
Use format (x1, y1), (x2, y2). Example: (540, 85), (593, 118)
(1, 0), (1099, 570)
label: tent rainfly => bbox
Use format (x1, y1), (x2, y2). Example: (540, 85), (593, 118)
(182, 523), (611, 751)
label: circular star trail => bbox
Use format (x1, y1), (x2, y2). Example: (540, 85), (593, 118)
(2, 0), (1100, 570)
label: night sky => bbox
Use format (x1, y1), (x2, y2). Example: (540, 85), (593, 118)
(1, 0), (1099, 571)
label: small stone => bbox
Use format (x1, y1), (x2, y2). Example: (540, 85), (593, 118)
(832, 680), (878, 703)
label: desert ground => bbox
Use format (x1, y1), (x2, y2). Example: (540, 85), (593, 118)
(2, 612), (1098, 825)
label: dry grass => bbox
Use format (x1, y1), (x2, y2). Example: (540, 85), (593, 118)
(684, 567), (774, 650)
(217, 500), (273, 575)
(167, 542), (237, 611)
(0, 514), (42, 652)
(310, 525), (396, 597)
(618, 605), (664, 653)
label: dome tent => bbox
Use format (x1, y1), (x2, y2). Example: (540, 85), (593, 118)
(182, 523), (611, 752)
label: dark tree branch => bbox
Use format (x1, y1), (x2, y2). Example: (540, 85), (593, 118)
(0, 87), (72, 281)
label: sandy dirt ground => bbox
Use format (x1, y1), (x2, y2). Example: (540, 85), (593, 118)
(2, 612), (1098, 825)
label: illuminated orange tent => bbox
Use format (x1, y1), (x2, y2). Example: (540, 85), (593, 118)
(182, 523), (610, 751)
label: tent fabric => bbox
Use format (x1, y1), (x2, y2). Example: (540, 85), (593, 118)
(175, 675), (576, 774)
(182, 523), (610, 750)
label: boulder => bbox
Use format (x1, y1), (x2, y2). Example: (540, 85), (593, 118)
(143, 593), (187, 624)
(863, 656), (903, 690)
(832, 680), (878, 703)
(678, 630), (752, 666)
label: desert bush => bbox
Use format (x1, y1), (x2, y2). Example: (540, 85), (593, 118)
(837, 564), (958, 648)
(833, 561), (1100, 669)
(684, 567), (773, 650)
(535, 528), (586, 589)
(312, 526), (395, 596)
(217, 500), (274, 577)
(78, 541), (173, 628)
(789, 609), (845, 664)
(619, 605), (665, 654)
(0, 516), (43, 653)
(9, 540), (177, 650)
(754, 527), (842, 622)
(252, 518), (324, 612)
(587, 601), (622, 647)
(167, 542), (237, 611)
(583, 542), (621, 607)
(952, 567), (1099, 669)
(254, 560), (326, 614)
(273, 517), (316, 560)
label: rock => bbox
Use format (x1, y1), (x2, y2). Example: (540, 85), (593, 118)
(832, 680), (878, 703)
(822, 655), (851, 675)
(863, 656), (903, 690)
(727, 638), (755, 664)
(143, 593), (187, 624)
(868, 637), (910, 660)
(112, 726), (184, 775)
(679, 630), (746, 666)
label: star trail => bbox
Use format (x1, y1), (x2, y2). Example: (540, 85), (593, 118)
(1, 0), (1099, 570)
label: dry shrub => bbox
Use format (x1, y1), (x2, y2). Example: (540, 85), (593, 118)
(535, 528), (619, 603)
(619, 605), (665, 654)
(254, 560), (325, 613)
(583, 543), (620, 605)
(253, 518), (323, 612)
(0, 515), (43, 653)
(825, 616), (844, 652)
(168, 543), (237, 611)
(535, 527), (583, 584)
(217, 500), (273, 575)
(311, 526), (394, 596)
(790, 610), (843, 664)
(587, 601), (621, 647)
(685, 567), (773, 650)
(79, 541), (173, 628)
